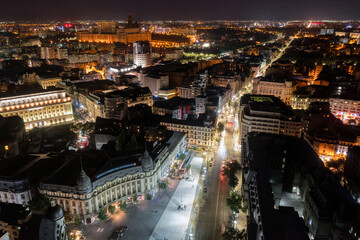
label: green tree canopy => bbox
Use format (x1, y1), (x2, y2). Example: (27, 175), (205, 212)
(98, 208), (107, 221)
(226, 191), (243, 213)
(28, 195), (50, 212)
(224, 161), (242, 188)
(222, 223), (246, 240)
(108, 205), (115, 215)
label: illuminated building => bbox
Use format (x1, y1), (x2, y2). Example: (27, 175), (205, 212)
(291, 86), (329, 110)
(210, 73), (241, 95)
(157, 88), (177, 99)
(81, 86), (153, 121)
(178, 74), (207, 99)
(153, 97), (194, 119)
(143, 73), (169, 95)
(304, 102), (359, 161)
(77, 32), (119, 43)
(330, 97), (360, 124)
(40, 47), (56, 59)
(0, 88), (74, 131)
(67, 52), (113, 64)
(160, 112), (216, 147)
(253, 77), (293, 105)
(240, 95), (301, 139)
(133, 41), (152, 68)
(291, 95), (329, 110)
(97, 21), (117, 34)
(37, 77), (62, 89)
(38, 132), (186, 222)
(39, 46), (68, 60)
(308, 64), (323, 82)
(77, 16), (151, 44)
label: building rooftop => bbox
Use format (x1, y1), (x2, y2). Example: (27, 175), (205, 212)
(153, 97), (195, 110)
(0, 85), (63, 99)
(241, 94), (297, 119)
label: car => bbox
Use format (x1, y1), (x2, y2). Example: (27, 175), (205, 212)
(115, 226), (128, 233)
(108, 232), (122, 240)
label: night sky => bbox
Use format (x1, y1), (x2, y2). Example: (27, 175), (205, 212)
(0, 0), (359, 21)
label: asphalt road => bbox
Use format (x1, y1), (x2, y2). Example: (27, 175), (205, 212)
(194, 125), (236, 240)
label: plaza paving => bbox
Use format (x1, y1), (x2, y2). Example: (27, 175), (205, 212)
(84, 179), (180, 240)
(149, 156), (203, 240)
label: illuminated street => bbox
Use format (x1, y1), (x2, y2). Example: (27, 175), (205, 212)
(190, 100), (242, 240)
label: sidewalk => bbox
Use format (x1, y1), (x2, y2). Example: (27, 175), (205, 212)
(149, 156), (203, 240)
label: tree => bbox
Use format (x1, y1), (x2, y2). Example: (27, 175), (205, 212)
(222, 223), (246, 240)
(133, 193), (139, 203)
(158, 180), (168, 190)
(226, 191), (243, 213)
(145, 193), (152, 201)
(74, 215), (83, 226)
(119, 202), (127, 211)
(228, 176), (239, 189)
(224, 161), (242, 188)
(28, 195), (51, 212)
(98, 208), (107, 221)
(218, 122), (225, 132)
(108, 205), (116, 215)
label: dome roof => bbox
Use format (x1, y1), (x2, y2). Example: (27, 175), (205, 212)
(46, 201), (64, 221)
(76, 169), (92, 194)
(142, 144), (154, 172)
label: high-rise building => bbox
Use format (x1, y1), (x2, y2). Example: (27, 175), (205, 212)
(133, 41), (152, 68)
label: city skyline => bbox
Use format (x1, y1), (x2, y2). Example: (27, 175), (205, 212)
(1, 0), (360, 21)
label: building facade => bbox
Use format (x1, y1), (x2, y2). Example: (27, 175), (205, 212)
(0, 179), (31, 206)
(253, 77), (292, 105)
(329, 97), (360, 121)
(133, 41), (152, 68)
(240, 95), (301, 139)
(0, 89), (74, 131)
(160, 114), (215, 147)
(37, 77), (62, 90)
(38, 133), (186, 223)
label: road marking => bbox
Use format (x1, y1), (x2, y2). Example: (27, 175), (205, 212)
(212, 175), (221, 240)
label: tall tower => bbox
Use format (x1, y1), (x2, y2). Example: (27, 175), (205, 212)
(133, 41), (152, 68)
